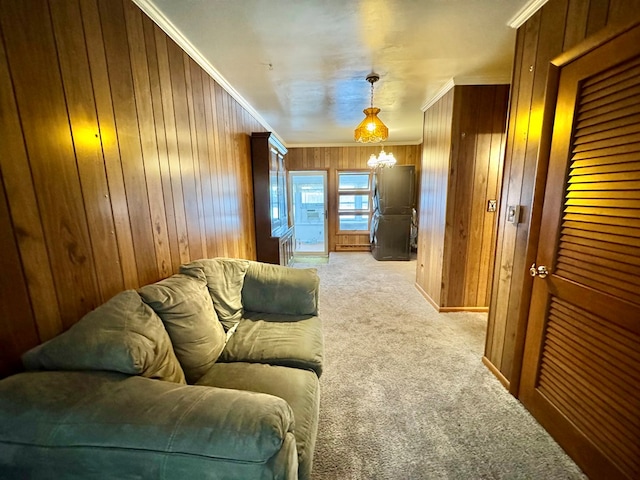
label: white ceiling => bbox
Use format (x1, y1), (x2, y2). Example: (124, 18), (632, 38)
(140, 0), (538, 146)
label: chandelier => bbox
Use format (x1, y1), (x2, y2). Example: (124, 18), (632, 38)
(354, 73), (388, 143)
(367, 147), (396, 168)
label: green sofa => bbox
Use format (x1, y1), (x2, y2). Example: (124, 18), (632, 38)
(0, 259), (323, 480)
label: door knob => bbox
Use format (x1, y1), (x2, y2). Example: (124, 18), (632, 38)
(529, 263), (549, 279)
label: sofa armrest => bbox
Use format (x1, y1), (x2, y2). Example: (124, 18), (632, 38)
(0, 371), (294, 465)
(242, 261), (319, 315)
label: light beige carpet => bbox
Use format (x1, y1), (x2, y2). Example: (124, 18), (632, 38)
(294, 252), (585, 480)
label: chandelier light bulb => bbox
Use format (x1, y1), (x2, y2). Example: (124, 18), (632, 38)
(368, 147), (397, 169)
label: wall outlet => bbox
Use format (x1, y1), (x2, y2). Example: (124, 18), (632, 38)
(507, 205), (521, 224)
(487, 199), (497, 212)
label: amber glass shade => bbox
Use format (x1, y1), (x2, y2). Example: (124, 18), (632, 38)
(354, 107), (389, 143)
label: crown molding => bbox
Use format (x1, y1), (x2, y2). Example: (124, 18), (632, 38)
(420, 79), (455, 112)
(420, 74), (511, 112)
(131, 0), (285, 146)
(507, 0), (548, 29)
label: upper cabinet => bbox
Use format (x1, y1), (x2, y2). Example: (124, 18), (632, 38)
(250, 132), (294, 266)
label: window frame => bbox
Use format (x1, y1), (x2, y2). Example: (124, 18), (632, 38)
(336, 169), (373, 233)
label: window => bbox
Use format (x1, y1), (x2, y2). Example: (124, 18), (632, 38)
(337, 171), (372, 232)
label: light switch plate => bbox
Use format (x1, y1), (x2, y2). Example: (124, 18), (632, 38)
(507, 205), (521, 224)
(487, 199), (497, 212)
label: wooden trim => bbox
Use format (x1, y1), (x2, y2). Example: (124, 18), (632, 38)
(415, 282), (441, 312)
(508, 60), (561, 397)
(335, 244), (370, 251)
(439, 306), (489, 313)
(482, 356), (511, 389)
(552, 17), (640, 68)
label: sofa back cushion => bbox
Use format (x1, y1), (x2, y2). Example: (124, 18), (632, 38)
(180, 258), (250, 331)
(138, 270), (226, 384)
(21, 290), (185, 384)
(242, 262), (319, 315)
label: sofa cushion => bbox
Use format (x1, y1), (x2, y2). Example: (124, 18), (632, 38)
(138, 270), (226, 384)
(21, 290), (185, 384)
(219, 312), (324, 377)
(0, 371), (297, 479)
(197, 362), (319, 480)
(180, 258), (250, 331)
(242, 261), (319, 315)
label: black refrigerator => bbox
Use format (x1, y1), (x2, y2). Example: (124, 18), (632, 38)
(370, 165), (415, 261)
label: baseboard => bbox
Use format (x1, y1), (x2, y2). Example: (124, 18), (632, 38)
(414, 282), (441, 311)
(335, 244), (371, 251)
(414, 283), (489, 312)
(482, 356), (511, 390)
(439, 306), (489, 313)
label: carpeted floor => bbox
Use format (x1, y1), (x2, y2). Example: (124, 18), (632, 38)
(293, 252), (586, 480)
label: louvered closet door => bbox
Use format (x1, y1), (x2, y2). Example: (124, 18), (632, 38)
(519, 23), (640, 480)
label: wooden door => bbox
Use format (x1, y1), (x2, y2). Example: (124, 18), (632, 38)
(519, 23), (640, 480)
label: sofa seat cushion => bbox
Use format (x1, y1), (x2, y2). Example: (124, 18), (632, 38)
(21, 290), (185, 384)
(220, 312), (324, 377)
(138, 270), (226, 384)
(196, 362), (320, 480)
(0, 371), (297, 479)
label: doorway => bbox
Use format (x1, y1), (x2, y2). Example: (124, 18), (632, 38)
(289, 171), (328, 256)
(519, 22), (640, 479)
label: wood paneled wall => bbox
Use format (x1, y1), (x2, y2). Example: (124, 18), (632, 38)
(0, 0), (264, 377)
(287, 145), (421, 252)
(484, 0), (640, 392)
(415, 90), (454, 307)
(416, 85), (509, 311)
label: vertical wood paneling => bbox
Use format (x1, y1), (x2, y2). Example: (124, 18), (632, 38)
(415, 90), (454, 307)
(486, 11), (545, 382)
(123, 1), (172, 279)
(0, 15), (62, 341)
(484, 0), (640, 393)
(185, 58), (210, 259)
(585, 0), (610, 36)
(100, 0), (158, 286)
(416, 85), (508, 311)
(51, 0), (125, 303)
(0, 0), (263, 377)
(0, 179), (39, 378)
(153, 25), (191, 266)
(192, 64), (216, 259)
(166, 41), (203, 262)
(204, 76), (225, 257)
(142, 13), (182, 274)
(2, 0), (100, 330)
(287, 145), (421, 251)
(480, 87), (510, 306)
(215, 82), (232, 258)
(81, 0), (139, 290)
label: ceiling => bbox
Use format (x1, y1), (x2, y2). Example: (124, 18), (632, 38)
(140, 0), (538, 147)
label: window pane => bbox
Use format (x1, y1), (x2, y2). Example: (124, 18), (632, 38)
(339, 194), (369, 211)
(338, 172), (370, 190)
(339, 214), (369, 231)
